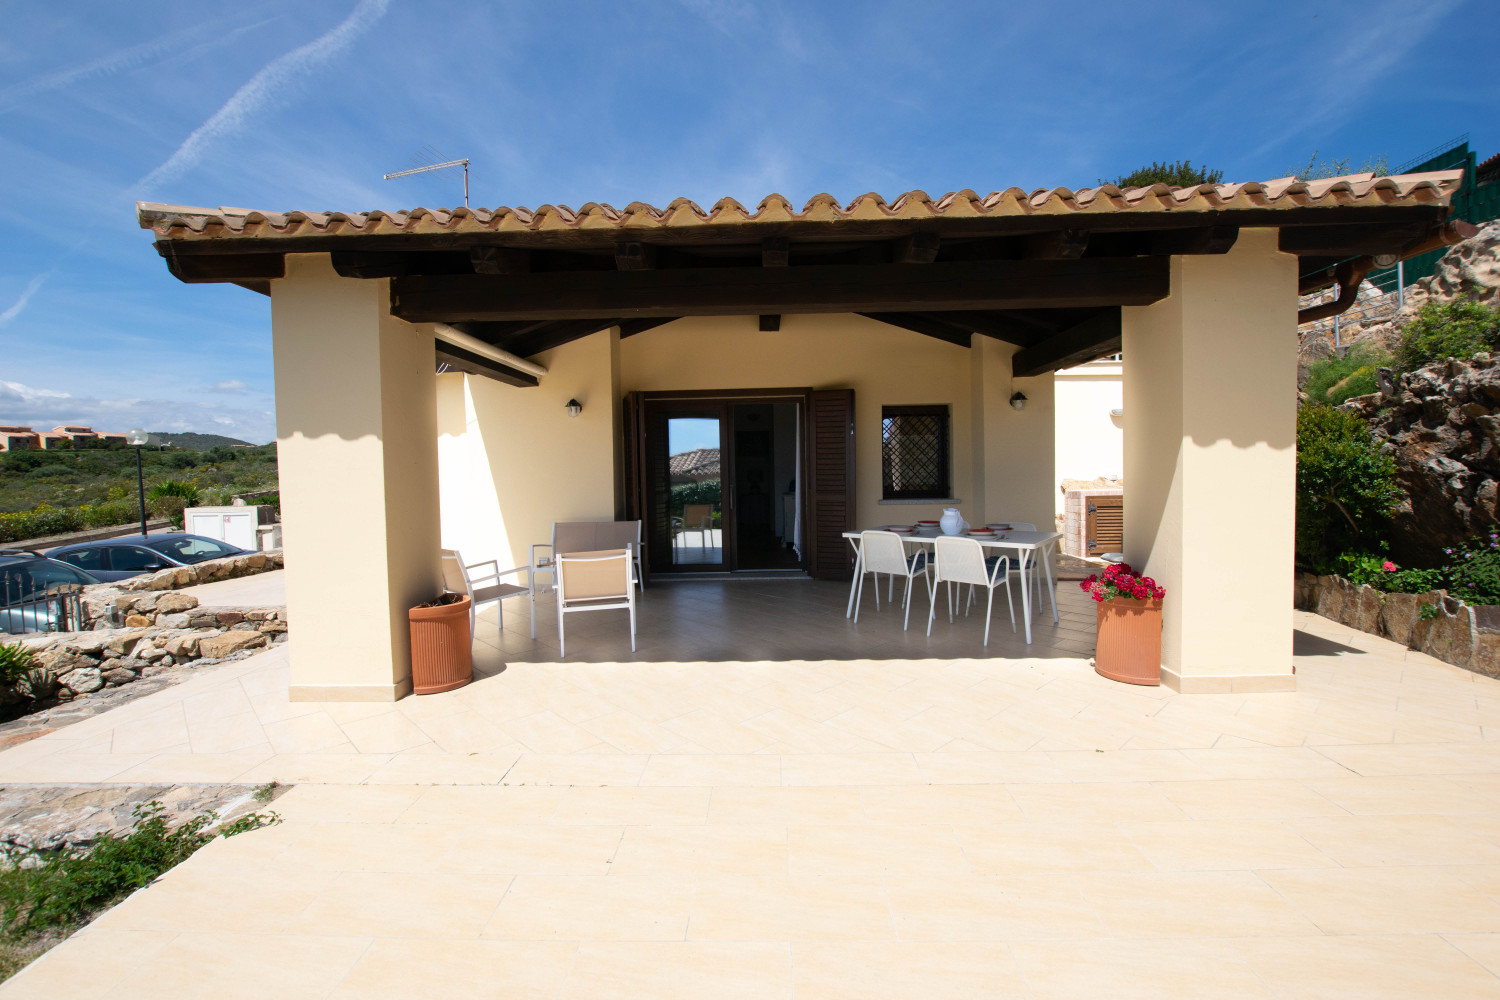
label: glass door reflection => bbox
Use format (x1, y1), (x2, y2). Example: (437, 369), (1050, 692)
(667, 414), (723, 566)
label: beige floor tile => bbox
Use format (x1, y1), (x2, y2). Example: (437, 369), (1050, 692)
(185, 709), (269, 754)
(109, 747), (274, 784)
(1259, 867), (1500, 934)
(1011, 938), (1275, 1000)
(793, 941), (1029, 999)
(1153, 778), (1350, 820)
(1176, 746), (1354, 780)
(1075, 871), (1321, 938)
(1444, 933), (1500, 977)
(611, 824), (786, 875)
(549, 785), (711, 825)
(1289, 814), (1500, 867)
(90, 863), (336, 933)
(779, 753), (926, 786)
(484, 874), (694, 940)
(955, 822), (1156, 875)
(336, 711), (434, 754)
(639, 753), (782, 786)
(362, 750), (521, 785)
(1004, 781), (1188, 822)
(886, 873), (1105, 940)
(289, 870), (512, 937)
(235, 752), (392, 785)
(1120, 819), (1337, 871)
(330, 938), (576, 1000)
(102, 931), (372, 1000)
(858, 784), (1020, 824)
(913, 751), (1065, 784)
(1302, 774), (1500, 816)
(688, 875), (894, 940)
(274, 821), (467, 872)
(0, 752), (153, 782)
(398, 784), (567, 825)
(261, 712), (356, 754)
(268, 784), (423, 824)
(501, 752), (647, 786)
(108, 704), (190, 754)
(0, 928), (176, 1000)
(439, 825), (624, 874)
(1233, 934), (1500, 999)
(559, 941), (792, 1000)
(788, 823), (971, 876)
(708, 786), (867, 825)
(502, 710), (604, 754)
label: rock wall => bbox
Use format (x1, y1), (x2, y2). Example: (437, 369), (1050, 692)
(118, 549), (283, 592)
(1342, 355), (1500, 563)
(1295, 573), (1500, 679)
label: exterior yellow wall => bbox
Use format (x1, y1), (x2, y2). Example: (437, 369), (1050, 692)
(969, 334), (1056, 530)
(436, 332), (618, 572)
(1122, 229), (1298, 692)
(272, 254), (441, 701)
(1053, 360), (1123, 519)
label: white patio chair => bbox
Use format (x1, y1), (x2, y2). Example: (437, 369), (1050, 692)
(555, 545), (636, 657)
(532, 521), (644, 638)
(672, 504), (714, 554)
(928, 535), (1014, 646)
(441, 548), (530, 639)
(970, 520), (1043, 611)
(853, 530), (929, 630)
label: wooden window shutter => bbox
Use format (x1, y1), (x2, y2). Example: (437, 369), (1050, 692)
(808, 389), (856, 580)
(1086, 494), (1124, 555)
(621, 392), (648, 583)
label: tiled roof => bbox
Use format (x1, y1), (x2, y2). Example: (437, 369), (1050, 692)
(137, 171), (1464, 242)
(668, 448), (720, 480)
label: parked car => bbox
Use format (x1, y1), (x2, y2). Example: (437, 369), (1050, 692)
(0, 551), (100, 634)
(47, 533), (247, 583)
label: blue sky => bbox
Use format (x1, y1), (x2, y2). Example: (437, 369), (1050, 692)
(1, 0), (1495, 444)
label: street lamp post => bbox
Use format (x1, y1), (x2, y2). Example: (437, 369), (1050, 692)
(125, 429), (149, 536)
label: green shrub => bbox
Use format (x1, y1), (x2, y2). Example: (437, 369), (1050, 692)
(1296, 405), (1401, 570)
(165, 452), (197, 470)
(1394, 300), (1500, 372)
(1338, 551), (1444, 594)
(147, 479), (200, 507)
(0, 644), (35, 689)
(1441, 533), (1500, 604)
(1103, 160), (1223, 188)
(1289, 150), (1390, 180)
(23, 466), (73, 481)
(1304, 344), (1392, 405)
(147, 495), (188, 528)
(670, 480), (721, 519)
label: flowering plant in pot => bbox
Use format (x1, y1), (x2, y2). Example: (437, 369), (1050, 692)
(1081, 563), (1166, 686)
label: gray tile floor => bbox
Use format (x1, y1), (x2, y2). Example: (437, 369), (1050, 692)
(481, 574), (1098, 665)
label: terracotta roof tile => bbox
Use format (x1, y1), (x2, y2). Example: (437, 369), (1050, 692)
(136, 170), (1463, 243)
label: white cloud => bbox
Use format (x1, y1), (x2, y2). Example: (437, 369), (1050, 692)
(0, 272), (51, 328)
(213, 379), (249, 393)
(135, 0), (391, 193)
(0, 380), (273, 444)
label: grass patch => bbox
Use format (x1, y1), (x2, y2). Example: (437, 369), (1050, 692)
(1304, 344), (1393, 406)
(0, 801), (278, 983)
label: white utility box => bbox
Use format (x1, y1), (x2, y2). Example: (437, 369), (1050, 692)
(183, 505), (274, 552)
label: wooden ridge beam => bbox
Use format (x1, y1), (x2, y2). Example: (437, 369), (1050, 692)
(1011, 309), (1122, 378)
(434, 341), (540, 388)
(917, 310), (1049, 346)
(391, 258), (1169, 323)
(495, 318), (623, 358)
(618, 317), (680, 338)
(857, 313), (973, 348)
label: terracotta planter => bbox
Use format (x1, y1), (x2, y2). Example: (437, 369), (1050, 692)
(409, 594), (472, 695)
(1094, 597), (1162, 686)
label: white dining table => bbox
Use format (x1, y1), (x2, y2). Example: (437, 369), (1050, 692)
(842, 528), (1063, 643)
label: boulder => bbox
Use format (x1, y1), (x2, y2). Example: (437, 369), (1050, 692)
(197, 630), (268, 659)
(155, 612), (191, 629)
(155, 593), (199, 614)
(123, 614), (152, 628)
(104, 630), (149, 656)
(64, 668), (103, 694)
(101, 668), (136, 686)
(136, 645), (170, 662)
(215, 611), (246, 628)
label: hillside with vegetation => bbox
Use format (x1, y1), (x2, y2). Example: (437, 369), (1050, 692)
(0, 441), (278, 543)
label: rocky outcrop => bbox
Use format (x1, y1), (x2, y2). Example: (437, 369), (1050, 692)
(1343, 354), (1500, 564)
(117, 549), (283, 592)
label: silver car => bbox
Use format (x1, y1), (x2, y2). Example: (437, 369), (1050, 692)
(0, 551), (99, 634)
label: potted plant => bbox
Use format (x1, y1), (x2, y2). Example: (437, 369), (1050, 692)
(408, 593), (472, 694)
(1081, 563), (1166, 686)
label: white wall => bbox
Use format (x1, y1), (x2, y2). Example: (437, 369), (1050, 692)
(1053, 359), (1124, 519)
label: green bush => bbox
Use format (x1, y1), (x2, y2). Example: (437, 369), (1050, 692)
(147, 479), (200, 507)
(1304, 344), (1392, 405)
(165, 452), (197, 470)
(23, 466), (73, 481)
(1394, 300), (1500, 372)
(1442, 533), (1500, 603)
(1296, 405), (1401, 570)
(670, 480), (721, 519)
(0, 644), (35, 690)
(1289, 150), (1390, 180)
(1103, 160), (1223, 188)
(204, 446), (237, 463)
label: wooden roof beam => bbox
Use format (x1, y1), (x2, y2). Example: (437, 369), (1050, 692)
(894, 232), (940, 263)
(1011, 309), (1122, 378)
(857, 312), (972, 347)
(434, 341), (540, 387)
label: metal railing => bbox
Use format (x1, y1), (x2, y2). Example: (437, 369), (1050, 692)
(0, 573), (86, 635)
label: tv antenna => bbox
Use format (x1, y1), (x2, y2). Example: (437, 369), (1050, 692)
(383, 145), (470, 207)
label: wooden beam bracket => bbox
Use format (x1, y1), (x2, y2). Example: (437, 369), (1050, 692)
(759, 314), (781, 332)
(1011, 310), (1122, 378)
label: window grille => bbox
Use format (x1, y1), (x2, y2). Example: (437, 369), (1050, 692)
(881, 406), (950, 499)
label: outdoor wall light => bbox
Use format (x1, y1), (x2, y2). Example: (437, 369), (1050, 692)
(1009, 392), (1027, 411)
(564, 398), (583, 417)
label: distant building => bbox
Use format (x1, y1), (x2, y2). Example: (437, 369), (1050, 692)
(0, 426), (40, 452)
(0, 425), (129, 450)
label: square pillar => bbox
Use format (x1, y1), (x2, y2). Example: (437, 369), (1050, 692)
(970, 334), (1056, 530)
(272, 254), (441, 701)
(1122, 229), (1298, 693)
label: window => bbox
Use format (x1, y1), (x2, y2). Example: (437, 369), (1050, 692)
(109, 546), (168, 572)
(56, 547), (105, 572)
(881, 405), (951, 499)
(149, 537), (238, 563)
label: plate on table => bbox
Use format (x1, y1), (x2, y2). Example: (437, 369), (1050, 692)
(967, 528), (996, 538)
(986, 523), (1012, 531)
(886, 525), (915, 534)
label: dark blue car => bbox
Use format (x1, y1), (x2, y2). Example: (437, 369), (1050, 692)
(48, 533), (246, 582)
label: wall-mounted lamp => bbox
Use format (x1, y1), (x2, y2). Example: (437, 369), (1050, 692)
(1109, 408), (1124, 418)
(564, 398), (583, 418)
(1009, 392), (1027, 411)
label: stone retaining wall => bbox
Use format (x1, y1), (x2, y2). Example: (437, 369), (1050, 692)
(116, 549), (283, 592)
(1295, 573), (1500, 679)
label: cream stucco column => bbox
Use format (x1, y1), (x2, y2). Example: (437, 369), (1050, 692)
(272, 254), (442, 702)
(970, 334), (1056, 530)
(1122, 229), (1298, 693)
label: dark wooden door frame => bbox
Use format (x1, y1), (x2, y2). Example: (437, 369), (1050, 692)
(633, 387), (814, 575)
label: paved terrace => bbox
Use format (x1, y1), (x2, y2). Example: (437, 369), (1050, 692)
(1, 581), (1498, 997)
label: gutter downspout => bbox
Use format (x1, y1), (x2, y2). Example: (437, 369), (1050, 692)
(1297, 219), (1479, 325)
(433, 323), (548, 379)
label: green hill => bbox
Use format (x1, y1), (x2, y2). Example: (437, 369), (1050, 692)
(147, 432), (255, 449)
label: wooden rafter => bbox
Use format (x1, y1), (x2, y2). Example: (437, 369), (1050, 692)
(1011, 309), (1122, 378)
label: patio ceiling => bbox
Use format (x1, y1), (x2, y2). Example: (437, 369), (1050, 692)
(138, 170), (1463, 378)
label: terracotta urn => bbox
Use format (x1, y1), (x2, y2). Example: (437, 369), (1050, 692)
(409, 593), (473, 694)
(1094, 597), (1162, 686)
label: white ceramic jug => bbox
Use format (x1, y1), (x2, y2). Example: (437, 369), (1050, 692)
(939, 508), (967, 535)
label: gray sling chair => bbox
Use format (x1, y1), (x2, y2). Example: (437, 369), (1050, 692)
(530, 520), (643, 638)
(441, 549), (531, 640)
